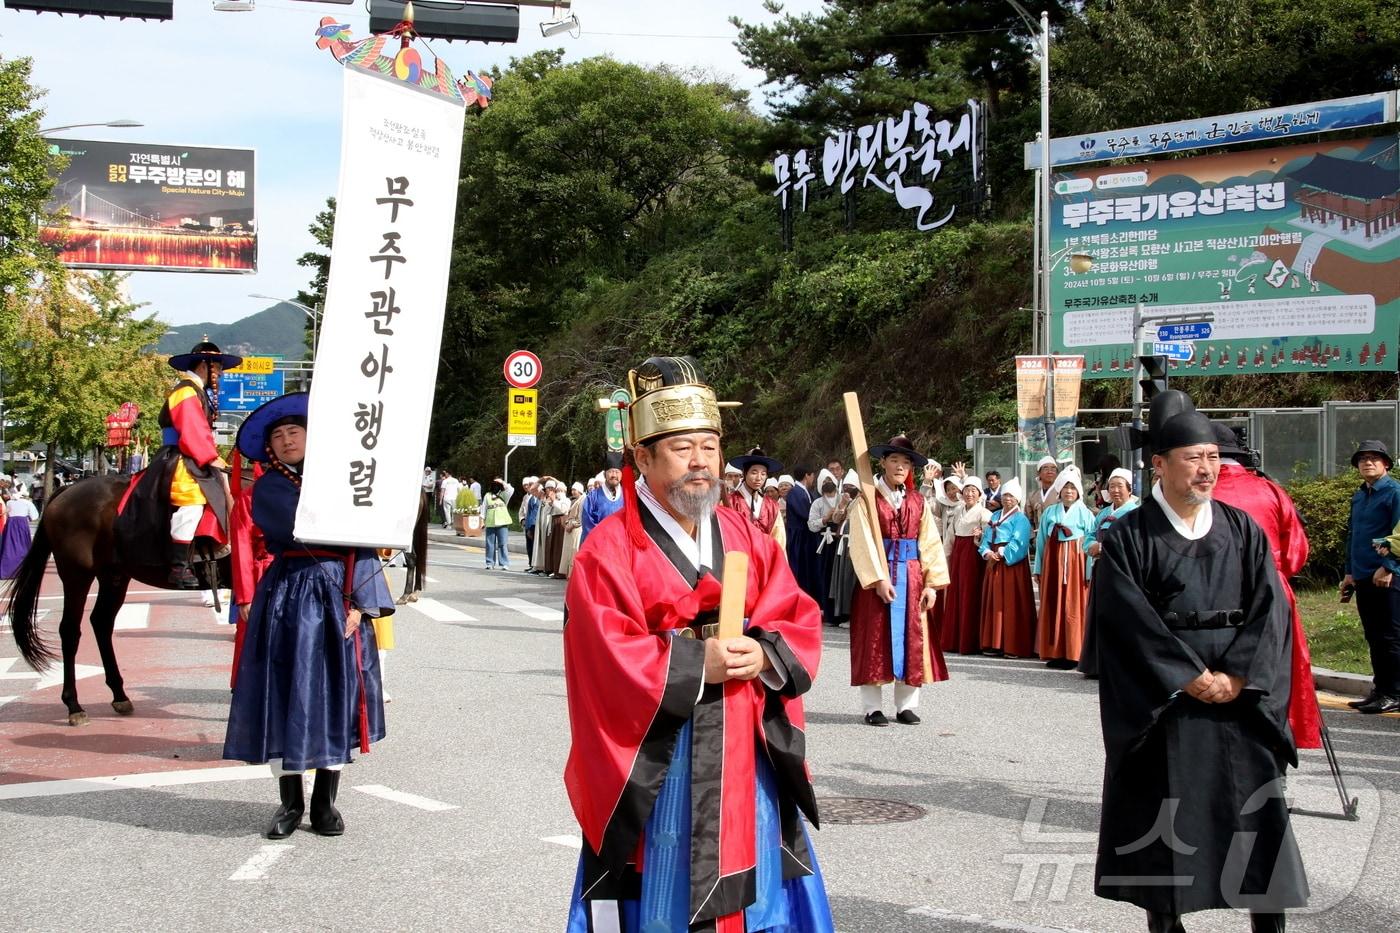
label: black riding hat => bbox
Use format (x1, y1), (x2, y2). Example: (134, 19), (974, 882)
(869, 434), (929, 469)
(169, 339), (243, 373)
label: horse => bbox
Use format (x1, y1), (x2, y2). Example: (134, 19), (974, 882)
(4, 475), (227, 726)
(395, 490), (431, 605)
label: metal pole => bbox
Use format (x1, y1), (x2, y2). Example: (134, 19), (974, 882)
(1032, 165), (1041, 355)
(1044, 357), (1057, 460)
(1131, 303), (1145, 495)
(503, 445), (519, 486)
(1039, 10), (1053, 357)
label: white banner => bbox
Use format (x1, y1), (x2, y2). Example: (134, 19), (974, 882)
(295, 67), (465, 548)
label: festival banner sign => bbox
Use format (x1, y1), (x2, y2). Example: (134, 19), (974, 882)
(295, 66), (466, 549)
(1015, 355), (1084, 462)
(1049, 137), (1400, 378)
(41, 138), (256, 272)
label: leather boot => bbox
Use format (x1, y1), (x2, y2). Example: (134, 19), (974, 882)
(168, 543), (201, 590)
(1147, 911), (1186, 933)
(310, 769), (344, 836)
(266, 775), (304, 839)
(1250, 914), (1285, 933)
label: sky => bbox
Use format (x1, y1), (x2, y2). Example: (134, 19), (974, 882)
(1, 0), (827, 327)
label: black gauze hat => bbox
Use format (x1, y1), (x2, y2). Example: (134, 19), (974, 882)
(1150, 389), (1217, 455)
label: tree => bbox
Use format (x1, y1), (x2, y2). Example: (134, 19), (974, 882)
(2, 270), (167, 497)
(0, 55), (66, 300)
(294, 197), (335, 358)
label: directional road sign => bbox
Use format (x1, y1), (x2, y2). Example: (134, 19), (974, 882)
(1157, 322), (1213, 341)
(1152, 341), (1195, 363)
(218, 370), (286, 413)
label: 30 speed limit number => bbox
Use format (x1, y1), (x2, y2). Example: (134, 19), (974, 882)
(503, 349), (542, 389)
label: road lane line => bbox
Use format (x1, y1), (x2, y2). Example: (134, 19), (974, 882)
(113, 604), (149, 630)
(352, 784), (458, 811)
(907, 906), (1093, 933)
(406, 598), (477, 623)
(424, 575), (439, 584)
(541, 835), (582, 849)
(486, 597), (564, 622)
(0, 764), (269, 800)
(229, 845), (293, 881)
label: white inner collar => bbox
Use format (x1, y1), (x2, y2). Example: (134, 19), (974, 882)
(637, 477), (715, 574)
(1151, 482), (1213, 540)
(877, 476), (905, 506)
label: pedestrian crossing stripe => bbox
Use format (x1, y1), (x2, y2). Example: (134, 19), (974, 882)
(485, 597), (563, 622)
(406, 597), (477, 623)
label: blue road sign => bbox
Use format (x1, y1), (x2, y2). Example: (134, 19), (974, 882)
(1152, 341), (1195, 362)
(218, 371), (286, 413)
(1157, 322), (1213, 341)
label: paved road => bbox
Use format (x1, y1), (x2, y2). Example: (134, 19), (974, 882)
(1, 535), (1397, 932)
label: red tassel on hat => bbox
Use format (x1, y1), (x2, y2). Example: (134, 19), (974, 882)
(620, 463), (651, 550)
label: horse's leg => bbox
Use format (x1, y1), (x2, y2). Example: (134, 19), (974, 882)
(58, 572), (96, 726)
(396, 551), (415, 605)
(90, 573), (133, 716)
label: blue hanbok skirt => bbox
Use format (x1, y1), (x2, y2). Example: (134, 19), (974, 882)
(566, 722), (834, 932)
(223, 551), (389, 772)
(0, 517), (33, 578)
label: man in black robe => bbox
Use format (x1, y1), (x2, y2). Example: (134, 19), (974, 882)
(1090, 390), (1307, 933)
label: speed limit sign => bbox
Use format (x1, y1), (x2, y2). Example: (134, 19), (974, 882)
(503, 350), (542, 389)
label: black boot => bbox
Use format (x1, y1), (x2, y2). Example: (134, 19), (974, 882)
(266, 775), (304, 839)
(168, 543), (201, 590)
(1250, 914), (1285, 933)
(1146, 911), (1185, 933)
(310, 769), (344, 836)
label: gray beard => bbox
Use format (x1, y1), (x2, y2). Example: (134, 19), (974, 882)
(667, 472), (721, 526)
(1183, 489), (1212, 506)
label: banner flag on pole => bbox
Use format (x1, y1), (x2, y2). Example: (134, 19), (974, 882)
(295, 66), (466, 549)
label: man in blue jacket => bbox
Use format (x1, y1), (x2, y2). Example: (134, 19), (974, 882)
(520, 477), (541, 573)
(1342, 439), (1400, 714)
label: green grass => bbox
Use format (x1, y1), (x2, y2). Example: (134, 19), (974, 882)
(1295, 588), (1373, 676)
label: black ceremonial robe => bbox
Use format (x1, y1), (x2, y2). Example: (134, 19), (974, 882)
(1090, 496), (1308, 915)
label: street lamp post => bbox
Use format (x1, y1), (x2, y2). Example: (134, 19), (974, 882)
(249, 294), (321, 364)
(38, 119), (143, 135)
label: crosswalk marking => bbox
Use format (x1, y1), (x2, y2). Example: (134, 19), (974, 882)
(486, 597), (563, 622)
(0, 764), (269, 800)
(407, 598), (477, 623)
(541, 834), (582, 849)
(353, 784), (458, 812)
(229, 845), (293, 881)
(113, 604), (149, 630)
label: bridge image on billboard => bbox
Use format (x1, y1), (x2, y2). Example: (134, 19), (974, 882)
(1049, 136), (1399, 377)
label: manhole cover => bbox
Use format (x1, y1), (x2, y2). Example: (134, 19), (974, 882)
(817, 796), (926, 824)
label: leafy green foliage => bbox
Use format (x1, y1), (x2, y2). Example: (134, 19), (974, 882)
(1285, 470), (1363, 584)
(0, 55), (65, 300)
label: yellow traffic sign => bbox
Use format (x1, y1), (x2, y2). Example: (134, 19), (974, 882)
(226, 356), (275, 375)
(507, 388), (538, 447)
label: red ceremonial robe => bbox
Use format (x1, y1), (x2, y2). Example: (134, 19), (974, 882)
(849, 488), (947, 687)
(729, 487), (781, 537)
(563, 505), (823, 931)
(1213, 463), (1322, 749)
(228, 480), (272, 689)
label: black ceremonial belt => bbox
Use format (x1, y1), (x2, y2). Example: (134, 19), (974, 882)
(1162, 609), (1246, 630)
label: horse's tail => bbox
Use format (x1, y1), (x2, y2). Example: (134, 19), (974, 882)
(414, 491), (430, 588)
(3, 518), (57, 670)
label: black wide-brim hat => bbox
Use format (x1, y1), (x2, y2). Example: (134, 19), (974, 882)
(869, 434), (928, 469)
(237, 392), (309, 463)
(732, 446), (782, 475)
(1352, 439), (1393, 469)
(1210, 422), (1250, 460)
(1149, 389), (1217, 455)
(169, 340), (243, 372)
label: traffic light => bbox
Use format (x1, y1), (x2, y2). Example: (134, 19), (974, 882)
(368, 0), (521, 42)
(1138, 354), (1169, 401)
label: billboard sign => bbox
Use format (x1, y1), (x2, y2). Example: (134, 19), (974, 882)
(1026, 92), (1396, 169)
(507, 388), (538, 447)
(40, 138), (256, 273)
(1050, 137), (1400, 378)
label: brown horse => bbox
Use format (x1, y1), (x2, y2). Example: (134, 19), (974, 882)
(395, 490), (431, 604)
(4, 476), (227, 726)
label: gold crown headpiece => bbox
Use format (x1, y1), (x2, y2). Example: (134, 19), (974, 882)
(596, 356), (740, 446)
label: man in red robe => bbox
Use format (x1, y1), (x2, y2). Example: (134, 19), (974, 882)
(563, 356), (832, 933)
(846, 435), (950, 726)
(1210, 423), (1322, 749)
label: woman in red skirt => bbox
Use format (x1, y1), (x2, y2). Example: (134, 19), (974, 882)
(978, 479), (1036, 657)
(941, 476), (991, 653)
(1033, 468), (1096, 669)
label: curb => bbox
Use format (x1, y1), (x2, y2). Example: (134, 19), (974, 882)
(1312, 665), (1371, 698)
